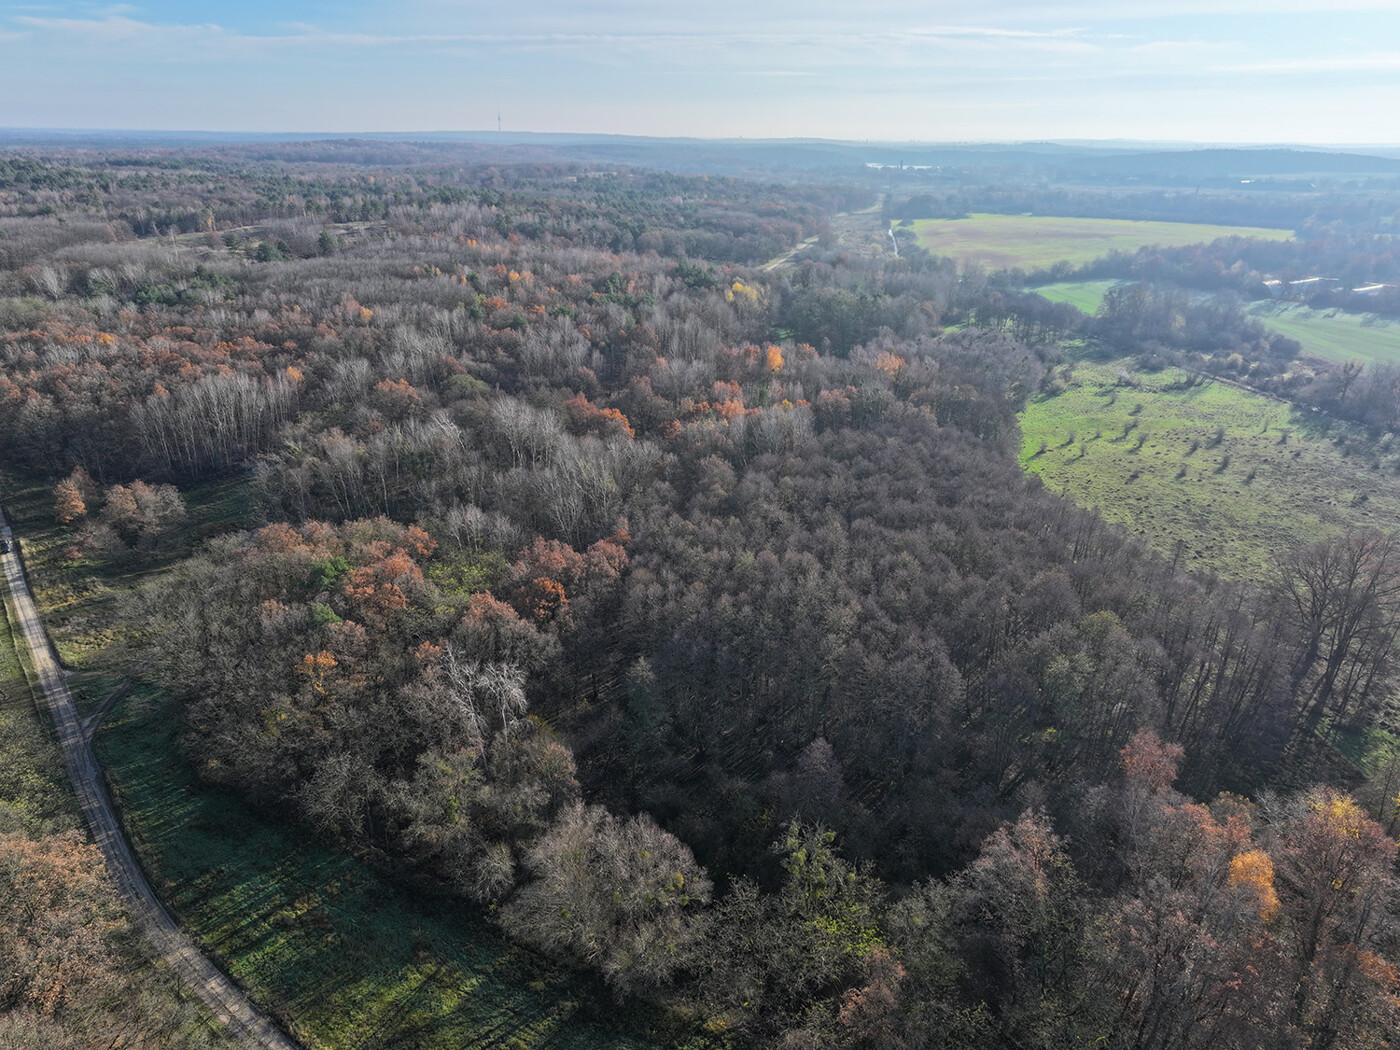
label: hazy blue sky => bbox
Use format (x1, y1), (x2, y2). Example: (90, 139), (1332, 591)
(2, 1), (1398, 143)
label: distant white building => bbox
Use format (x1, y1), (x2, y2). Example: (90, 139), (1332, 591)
(1263, 276), (1342, 299)
(1287, 277), (1340, 291)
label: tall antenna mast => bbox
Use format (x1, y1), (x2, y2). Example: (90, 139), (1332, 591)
(497, 112), (502, 134)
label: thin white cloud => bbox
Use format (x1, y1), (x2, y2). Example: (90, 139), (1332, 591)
(957, 0), (1400, 14)
(906, 25), (1086, 39)
(1221, 53), (1400, 74)
(5, 14), (471, 52)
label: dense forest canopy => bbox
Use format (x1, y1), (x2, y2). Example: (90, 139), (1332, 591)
(6, 142), (1400, 1048)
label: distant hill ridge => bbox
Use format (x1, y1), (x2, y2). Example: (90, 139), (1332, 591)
(2, 129), (1397, 179)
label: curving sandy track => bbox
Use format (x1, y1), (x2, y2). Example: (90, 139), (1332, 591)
(0, 516), (301, 1050)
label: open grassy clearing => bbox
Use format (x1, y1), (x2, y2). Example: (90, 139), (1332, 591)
(1021, 361), (1400, 578)
(1031, 279), (1123, 314)
(96, 689), (670, 1050)
(1244, 301), (1400, 367)
(909, 213), (1293, 271)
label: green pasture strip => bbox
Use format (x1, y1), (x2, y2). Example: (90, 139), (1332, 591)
(1021, 362), (1400, 578)
(911, 214), (1293, 271)
(0, 575), (77, 836)
(1246, 301), (1400, 367)
(96, 689), (675, 1050)
(1030, 279), (1123, 314)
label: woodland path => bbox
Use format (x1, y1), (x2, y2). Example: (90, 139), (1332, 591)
(0, 514), (301, 1050)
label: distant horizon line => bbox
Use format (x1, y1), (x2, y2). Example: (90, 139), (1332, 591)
(2, 127), (1399, 152)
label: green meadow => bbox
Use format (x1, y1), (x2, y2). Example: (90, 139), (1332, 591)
(1031, 279), (1122, 314)
(1033, 281), (1400, 367)
(1021, 362), (1400, 578)
(909, 214), (1293, 271)
(1244, 301), (1400, 367)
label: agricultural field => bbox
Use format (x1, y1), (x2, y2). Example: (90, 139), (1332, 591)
(1244, 301), (1400, 367)
(909, 214), (1293, 271)
(1020, 361), (1400, 578)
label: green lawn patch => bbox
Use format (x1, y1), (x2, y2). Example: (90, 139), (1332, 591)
(1245, 301), (1400, 367)
(96, 689), (675, 1050)
(1031, 279), (1123, 314)
(1021, 361), (1400, 578)
(911, 214), (1293, 271)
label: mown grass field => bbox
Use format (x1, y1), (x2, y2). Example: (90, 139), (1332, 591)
(1244, 301), (1400, 367)
(97, 689), (670, 1050)
(1021, 361), (1400, 578)
(1031, 279), (1122, 314)
(909, 214), (1293, 271)
(1, 500), (244, 1044)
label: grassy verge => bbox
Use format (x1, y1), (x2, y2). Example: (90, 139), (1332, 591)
(0, 569), (76, 836)
(1021, 360), (1400, 578)
(909, 214), (1292, 271)
(96, 688), (670, 1050)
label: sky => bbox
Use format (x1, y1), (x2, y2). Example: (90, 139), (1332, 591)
(2, 1), (1399, 144)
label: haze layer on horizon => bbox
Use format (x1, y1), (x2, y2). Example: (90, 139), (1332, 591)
(2, 1), (1397, 145)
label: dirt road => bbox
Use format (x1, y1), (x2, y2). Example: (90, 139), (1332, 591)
(0, 516), (300, 1050)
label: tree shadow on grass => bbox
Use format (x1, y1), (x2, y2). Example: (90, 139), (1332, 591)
(99, 691), (660, 1050)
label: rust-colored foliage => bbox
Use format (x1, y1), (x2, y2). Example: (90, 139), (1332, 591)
(519, 576), (568, 624)
(370, 377), (421, 421)
(563, 392), (634, 440)
(299, 650), (338, 694)
(1228, 848), (1281, 920)
(1121, 727), (1185, 795)
(342, 551), (418, 616)
(52, 477), (85, 524)
(0, 831), (121, 1016)
(506, 536), (628, 627)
